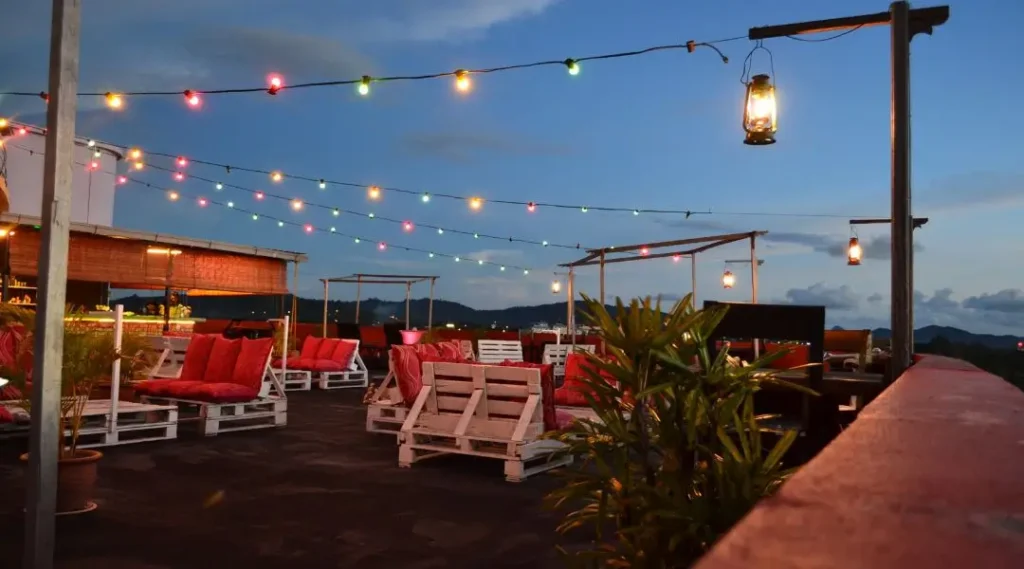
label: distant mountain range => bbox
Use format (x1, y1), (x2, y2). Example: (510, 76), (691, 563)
(113, 294), (1022, 350)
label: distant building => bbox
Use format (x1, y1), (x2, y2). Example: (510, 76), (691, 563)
(1, 125), (120, 226)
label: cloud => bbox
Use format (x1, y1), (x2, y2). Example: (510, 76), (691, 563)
(866, 292), (884, 303)
(399, 130), (573, 163)
(462, 248), (527, 263)
(961, 289), (1024, 314)
(917, 171), (1024, 214)
(782, 283), (860, 311)
(358, 0), (564, 42)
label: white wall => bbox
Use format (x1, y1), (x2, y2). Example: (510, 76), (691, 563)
(4, 130), (118, 226)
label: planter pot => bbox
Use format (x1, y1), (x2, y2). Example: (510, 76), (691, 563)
(400, 330), (424, 345)
(20, 449), (102, 514)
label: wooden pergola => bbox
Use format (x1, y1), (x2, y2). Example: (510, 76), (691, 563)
(560, 231), (768, 334)
(319, 273), (439, 335)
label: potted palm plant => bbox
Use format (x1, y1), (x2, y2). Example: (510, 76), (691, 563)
(0, 308), (150, 514)
(545, 294), (817, 567)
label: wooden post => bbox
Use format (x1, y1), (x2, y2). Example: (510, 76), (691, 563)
(290, 261), (299, 337)
(690, 254), (697, 309)
(599, 251), (606, 308)
(321, 279), (329, 337)
(26, 1), (80, 567)
(427, 277), (435, 329)
(354, 276), (362, 324)
(404, 282), (411, 329)
(750, 235), (760, 359)
(567, 268), (575, 350)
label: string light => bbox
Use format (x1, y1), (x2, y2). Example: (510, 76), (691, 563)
(304, 223), (314, 234)
(173, 172), (185, 182)
(167, 190), (180, 201)
(184, 90), (202, 108)
(215, 183), (223, 190)
(255, 191), (265, 200)
(468, 197), (484, 211)
(128, 148), (143, 161)
(290, 199), (304, 211)
(93, 150), (101, 158)
(0, 118), (7, 128)
(105, 92), (124, 109)
(437, 228), (444, 235)
(87, 161), (99, 171)
(3, 37), (743, 105)
(133, 162), (144, 171)
(319, 179), (326, 189)
(16, 127), (27, 136)
(198, 197), (208, 207)
(527, 202), (536, 213)
(117, 175), (127, 185)
(85, 139), (94, 147)
(378, 242), (387, 251)
(176, 156), (188, 167)
(403, 221), (414, 232)
(421, 193), (430, 203)
(358, 76), (371, 96)
(368, 185), (381, 200)
(227, 201), (234, 208)
(278, 221), (285, 227)
(270, 171), (283, 182)
(454, 70), (472, 92)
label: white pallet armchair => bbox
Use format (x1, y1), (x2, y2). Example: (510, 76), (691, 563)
(476, 340), (523, 364)
(542, 344), (597, 379)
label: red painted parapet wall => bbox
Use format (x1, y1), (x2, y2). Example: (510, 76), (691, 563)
(695, 355), (1024, 569)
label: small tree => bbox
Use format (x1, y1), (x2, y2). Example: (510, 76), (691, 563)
(547, 294), (816, 568)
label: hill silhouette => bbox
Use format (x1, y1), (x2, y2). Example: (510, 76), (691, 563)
(113, 294), (1021, 350)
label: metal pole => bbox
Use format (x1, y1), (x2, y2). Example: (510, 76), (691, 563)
(404, 282), (411, 329)
(26, 1), (80, 567)
(291, 261), (299, 336)
(427, 277), (435, 329)
(354, 277), (361, 324)
(1, 236), (10, 303)
(162, 252), (173, 333)
(108, 304), (123, 435)
(599, 251), (606, 308)
(321, 280), (329, 337)
(567, 268), (575, 350)
(890, 0), (913, 379)
(690, 254), (697, 309)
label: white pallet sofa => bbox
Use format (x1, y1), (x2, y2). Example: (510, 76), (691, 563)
(137, 335), (286, 436)
(398, 361), (570, 482)
(542, 344), (597, 380)
(317, 339), (369, 390)
(270, 337), (370, 391)
(476, 340), (524, 364)
(0, 399), (179, 448)
(146, 335), (191, 379)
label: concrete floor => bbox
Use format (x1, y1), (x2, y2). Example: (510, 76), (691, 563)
(0, 390), (574, 569)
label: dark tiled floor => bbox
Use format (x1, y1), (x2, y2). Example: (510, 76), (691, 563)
(0, 390), (575, 568)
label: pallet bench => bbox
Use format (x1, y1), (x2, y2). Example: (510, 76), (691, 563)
(476, 340), (524, 364)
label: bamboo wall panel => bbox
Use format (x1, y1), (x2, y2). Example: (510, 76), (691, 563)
(10, 230), (289, 294)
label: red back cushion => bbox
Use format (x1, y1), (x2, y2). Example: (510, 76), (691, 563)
(203, 336), (242, 383)
(416, 343), (440, 358)
(435, 341), (462, 359)
(359, 326), (387, 348)
(331, 340), (358, 367)
(179, 334), (217, 382)
(496, 361), (556, 431)
(390, 345), (422, 405)
(316, 338), (339, 359)
(231, 337), (274, 391)
(299, 336), (323, 359)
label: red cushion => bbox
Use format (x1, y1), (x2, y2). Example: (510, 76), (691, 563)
(203, 336), (242, 383)
(137, 379), (204, 397)
(390, 345), (422, 405)
(316, 338), (339, 359)
(416, 343), (441, 358)
(299, 336), (324, 359)
(419, 353), (473, 365)
(309, 359), (345, 372)
(179, 334), (217, 381)
(436, 341), (462, 359)
(232, 337), (273, 391)
(0, 325), (31, 380)
(496, 360), (556, 431)
(0, 406), (14, 423)
(554, 409), (577, 430)
(556, 353), (614, 408)
(180, 382), (259, 403)
(331, 339), (358, 368)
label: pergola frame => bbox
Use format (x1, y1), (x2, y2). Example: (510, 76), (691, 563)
(559, 231), (768, 343)
(319, 273), (439, 336)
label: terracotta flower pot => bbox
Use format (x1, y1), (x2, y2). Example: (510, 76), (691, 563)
(20, 449), (103, 514)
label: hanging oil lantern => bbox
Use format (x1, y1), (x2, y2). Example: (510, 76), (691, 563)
(722, 270), (736, 289)
(743, 74), (777, 145)
(847, 236), (863, 266)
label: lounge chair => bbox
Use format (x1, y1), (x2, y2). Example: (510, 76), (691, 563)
(365, 340), (466, 434)
(542, 343), (597, 381)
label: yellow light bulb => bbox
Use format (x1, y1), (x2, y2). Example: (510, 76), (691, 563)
(271, 171), (283, 182)
(105, 92), (124, 109)
(133, 161), (144, 170)
(291, 199), (304, 211)
(129, 148), (142, 160)
(168, 190), (179, 201)
(0, 118), (7, 128)
(358, 76), (371, 96)
(454, 70), (472, 92)
(367, 185), (381, 200)
(468, 197), (483, 211)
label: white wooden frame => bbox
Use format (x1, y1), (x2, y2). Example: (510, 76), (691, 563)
(318, 339), (369, 390)
(141, 335), (288, 436)
(146, 335), (191, 379)
(476, 340), (524, 364)
(365, 351), (407, 434)
(398, 362), (570, 482)
(542, 344), (597, 379)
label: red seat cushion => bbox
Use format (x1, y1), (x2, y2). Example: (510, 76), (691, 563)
(309, 359), (345, 372)
(390, 345), (422, 405)
(331, 340), (358, 368)
(137, 379), (204, 397)
(180, 382), (260, 403)
(299, 336), (324, 360)
(203, 336), (242, 383)
(282, 357), (314, 371)
(315, 338), (339, 359)
(0, 406), (14, 423)
(232, 337), (274, 391)
(179, 334), (217, 381)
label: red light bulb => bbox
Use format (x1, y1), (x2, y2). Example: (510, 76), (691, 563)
(526, 202), (536, 213)
(267, 74), (283, 95)
(672, 254), (681, 263)
(378, 242), (387, 251)
(184, 90), (201, 108)
(254, 191), (265, 200)
(640, 247), (650, 256)
(304, 224), (314, 234)
(173, 172), (185, 182)
(117, 175), (127, 185)
(17, 127), (27, 136)
(403, 221), (414, 232)
(88, 161), (99, 171)
(176, 156), (188, 167)
(198, 197), (208, 207)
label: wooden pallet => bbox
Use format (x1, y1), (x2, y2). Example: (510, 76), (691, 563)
(318, 352), (370, 390)
(398, 362), (568, 482)
(270, 368), (312, 391)
(2, 400), (178, 447)
(542, 344), (596, 378)
(366, 402), (407, 434)
(476, 340), (524, 364)
(142, 396), (286, 436)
